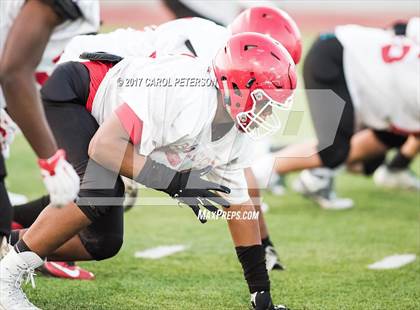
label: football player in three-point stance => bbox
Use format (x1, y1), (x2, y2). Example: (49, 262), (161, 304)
(12, 6), (303, 272)
(0, 32), (296, 310)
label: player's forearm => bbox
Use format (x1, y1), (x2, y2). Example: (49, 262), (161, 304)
(0, 0), (62, 158)
(225, 201), (261, 246)
(88, 134), (146, 179)
(89, 112), (147, 178)
(1, 73), (57, 158)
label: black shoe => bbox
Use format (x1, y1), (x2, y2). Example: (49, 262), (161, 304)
(251, 291), (289, 310)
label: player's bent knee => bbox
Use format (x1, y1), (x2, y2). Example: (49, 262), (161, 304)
(78, 177), (125, 221)
(81, 232), (123, 261)
(318, 142), (350, 168)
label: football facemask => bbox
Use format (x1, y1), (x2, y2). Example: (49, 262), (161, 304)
(237, 89), (294, 140)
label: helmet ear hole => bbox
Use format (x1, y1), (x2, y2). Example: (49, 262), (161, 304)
(246, 77), (256, 88)
(232, 83), (242, 96)
(244, 44), (258, 51)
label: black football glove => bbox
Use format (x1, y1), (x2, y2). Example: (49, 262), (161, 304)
(136, 158), (230, 223)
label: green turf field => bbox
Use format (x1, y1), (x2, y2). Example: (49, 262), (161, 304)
(5, 131), (420, 310)
(4, 31), (419, 309)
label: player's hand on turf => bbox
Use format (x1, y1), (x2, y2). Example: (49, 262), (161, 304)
(38, 149), (80, 207)
(136, 158), (231, 223)
(167, 166), (231, 223)
(0, 109), (18, 158)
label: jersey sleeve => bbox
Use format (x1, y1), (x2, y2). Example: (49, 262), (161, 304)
(118, 78), (165, 156)
(118, 56), (213, 156)
(114, 103), (143, 145)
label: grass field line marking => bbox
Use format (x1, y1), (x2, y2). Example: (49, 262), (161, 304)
(368, 254), (416, 270)
(134, 245), (188, 259)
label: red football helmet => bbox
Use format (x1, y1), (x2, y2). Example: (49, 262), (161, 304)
(213, 32), (297, 139)
(229, 6), (302, 64)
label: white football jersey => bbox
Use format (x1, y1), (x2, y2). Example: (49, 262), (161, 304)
(335, 25), (420, 133)
(0, 0), (100, 107)
(92, 55), (251, 204)
(58, 17), (230, 65)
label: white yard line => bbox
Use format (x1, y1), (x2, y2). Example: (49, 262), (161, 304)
(368, 254), (416, 270)
(134, 245), (188, 259)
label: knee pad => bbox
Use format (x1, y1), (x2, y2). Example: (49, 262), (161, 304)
(79, 230), (123, 261)
(318, 140), (350, 169)
(77, 176), (125, 221)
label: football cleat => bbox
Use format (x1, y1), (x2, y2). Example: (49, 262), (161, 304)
(373, 166), (420, 191)
(265, 245), (285, 271)
(0, 248), (43, 310)
(40, 261), (95, 280)
(12, 221), (24, 230)
(251, 291), (289, 310)
(292, 169), (354, 210)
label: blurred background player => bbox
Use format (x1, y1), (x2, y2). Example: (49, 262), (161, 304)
(259, 17), (419, 210)
(0, 0), (99, 280)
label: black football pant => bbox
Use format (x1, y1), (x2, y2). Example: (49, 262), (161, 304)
(35, 61), (125, 260)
